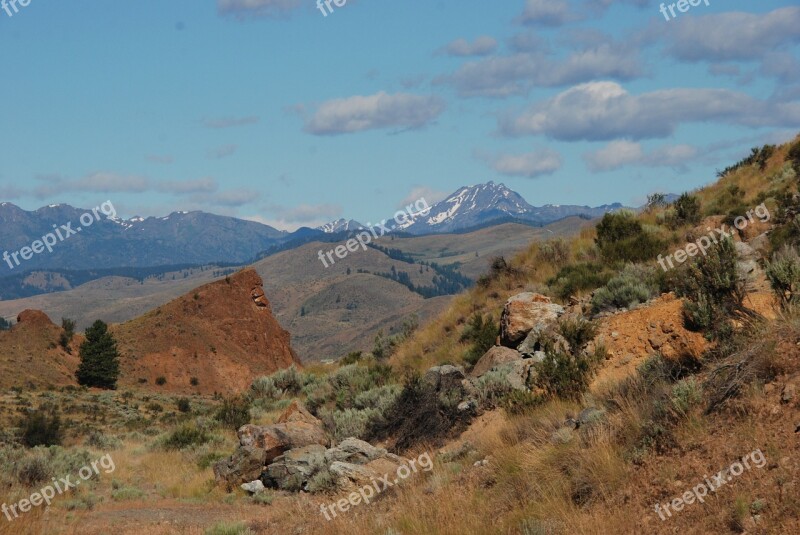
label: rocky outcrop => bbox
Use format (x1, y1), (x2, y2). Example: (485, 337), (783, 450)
(263, 444), (327, 491)
(237, 422), (330, 464)
(214, 403), (406, 493)
(470, 346), (522, 378)
(500, 292), (564, 347)
(213, 446), (268, 488)
(113, 268), (302, 395)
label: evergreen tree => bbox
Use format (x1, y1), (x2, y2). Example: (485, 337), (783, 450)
(76, 320), (120, 389)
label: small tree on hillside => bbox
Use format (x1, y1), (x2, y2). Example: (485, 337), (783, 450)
(76, 320), (120, 389)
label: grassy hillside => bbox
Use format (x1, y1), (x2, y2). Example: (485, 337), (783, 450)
(1, 138), (798, 534)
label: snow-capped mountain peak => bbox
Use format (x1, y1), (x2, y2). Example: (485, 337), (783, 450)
(395, 182), (624, 234)
(316, 218), (365, 234)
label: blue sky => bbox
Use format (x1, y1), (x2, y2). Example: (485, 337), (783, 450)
(1, 0), (799, 229)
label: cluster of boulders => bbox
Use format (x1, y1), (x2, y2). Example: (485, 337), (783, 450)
(214, 401), (407, 493)
(468, 292), (566, 388)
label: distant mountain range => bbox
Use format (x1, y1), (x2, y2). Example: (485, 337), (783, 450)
(393, 182), (624, 235)
(0, 183), (626, 274)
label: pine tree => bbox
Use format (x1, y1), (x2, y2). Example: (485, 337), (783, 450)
(76, 320), (120, 389)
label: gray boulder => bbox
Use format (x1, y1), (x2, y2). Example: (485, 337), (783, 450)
(213, 445), (268, 489)
(263, 444), (327, 491)
(325, 438), (388, 465)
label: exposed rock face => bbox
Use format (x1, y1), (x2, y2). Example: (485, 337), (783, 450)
(16, 309), (57, 326)
(213, 446), (268, 489)
(471, 346), (522, 378)
(263, 444), (327, 491)
(324, 438), (393, 465)
(237, 422), (330, 464)
(500, 292), (564, 347)
(113, 268), (301, 395)
(276, 400), (322, 426)
(423, 365), (467, 392)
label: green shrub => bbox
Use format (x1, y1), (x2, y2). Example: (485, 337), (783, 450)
(111, 486), (145, 501)
(671, 193), (701, 226)
(596, 211), (664, 263)
(176, 398), (192, 413)
(353, 384), (401, 413)
(788, 139), (800, 173)
(160, 424), (211, 450)
(19, 409), (62, 447)
(766, 245), (800, 308)
(328, 363), (392, 410)
(538, 238), (570, 267)
(332, 408), (382, 441)
(460, 313), (498, 366)
(155, 376), (167, 386)
(533, 318), (599, 400)
(85, 431), (122, 450)
(591, 264), (660, 312)
(674, 238), (751, 339)
(214, 396), (250, 430)
(0, 446), (93, 487)
(670, 378), (703, 416)
(557, 316), (598, 356)
(548, 262), (614, 300)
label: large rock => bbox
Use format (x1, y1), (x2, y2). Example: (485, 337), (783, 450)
(470, 346), (522, 378)
(488, 360), (537, 391)
(238, 421), (330, 463)
(276, 400), (322, 426)
(213, 445), (268, 489)
(500, 293), (564, 347)
(263, 444), (327, 491)
(328, 461), (379, 488)
(324, 437), (388, 465)
(423, 365), (466, 393)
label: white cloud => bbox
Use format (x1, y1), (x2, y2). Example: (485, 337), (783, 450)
(435, 44), (642, 98)
(667, 7), (800, 63)
(499, 81), (800, 141)
(583, 140), (698, 172)
(519, 0), (576, 27)
(304, 92), (446, 135)
(484, 148), (563, 178)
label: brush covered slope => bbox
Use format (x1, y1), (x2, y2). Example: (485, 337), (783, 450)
(112, 268), (300, 395)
